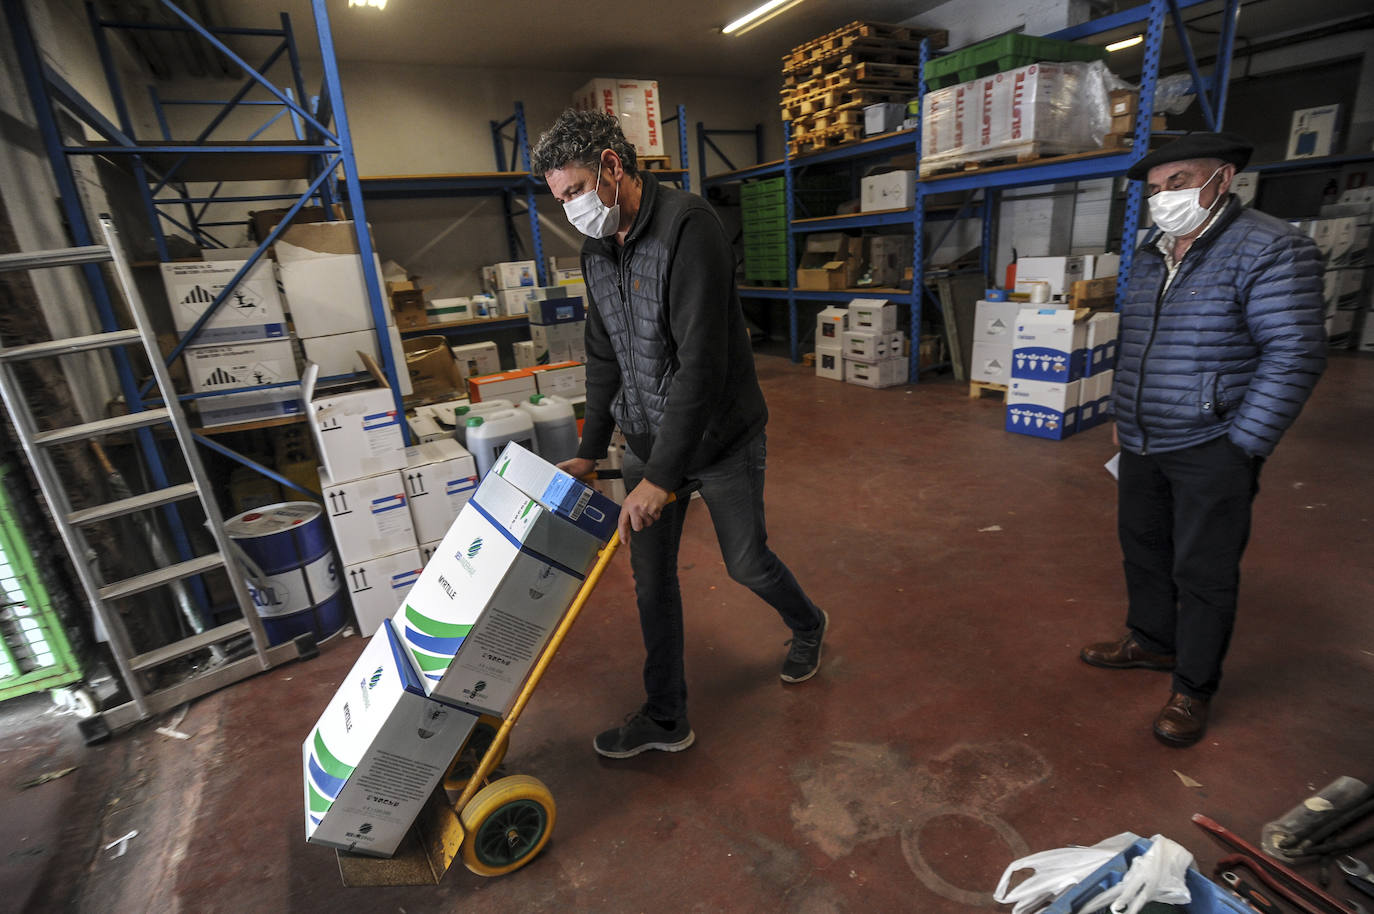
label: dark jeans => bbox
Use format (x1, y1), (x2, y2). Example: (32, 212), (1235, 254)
(621, 432), (823, 721)
(1118, 434), (1263, 700)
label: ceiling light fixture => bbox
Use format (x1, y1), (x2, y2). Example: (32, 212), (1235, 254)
(723, 0), (808, 36)
(348, 0), (387, 9)
(1106, 34), (1143, 52)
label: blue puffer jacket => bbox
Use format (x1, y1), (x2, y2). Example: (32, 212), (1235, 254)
(1113, 196), (1327, 458)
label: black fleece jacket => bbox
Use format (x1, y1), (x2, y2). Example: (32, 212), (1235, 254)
(575, 172), (768, 490)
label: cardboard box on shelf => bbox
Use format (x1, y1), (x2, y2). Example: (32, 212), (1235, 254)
(302, 618), (478, 857)
(527, 294), (587, 326)
(531, 362), (587, 399)
(866, 235), (910, 288)
(1080, 253), (1120, 281)
(1013, 255), (1086, 300)
(468, 368), (538, 404)
(344, 549), (423, 637)
(796, 234), (859, 291)
(485, 261), (537, 291)
(860, 170), (917, 212)
(318, 467), (416, 566)
(185, 339), (297, 395)
(494, 288), (532, 316)
(275, 220), (391, 337)
(307, 383), (407, 484)
(392, 444), (619, 716)
(1012, 307), (1088, 382)
(300, 327), (410, 395)
(815, 345), (844, 381)
(970, 341), (1013, 385)
(513, 340), (539, 369)
(450, 342), (500, 380)
(845, 357), (906, 388)
(848, 298), (898, 332)
(864, 102), (908, 136)
(196, 389), (303, 429)
(1006, 378), (1080, 440)
(403, 438), (479, 545)
(160, 259), (288, 345)
(816, 306), (849, 343)
(1286, 104), (1340, 159)
(973, 300), (1022, 344)
(427, 297), (474, 323)
(573, 78), (663, 156)
(403, 337), (465, 402)
(529, 322), (584, 365)
(251, 205), (331, 244)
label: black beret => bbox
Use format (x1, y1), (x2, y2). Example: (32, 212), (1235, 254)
(1126, 130), (1253, 181)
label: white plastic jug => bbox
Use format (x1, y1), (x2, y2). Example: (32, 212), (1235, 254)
(518, 394), (580, 464)
(465, 409), (536, 479)
(452, 398), (514, 446)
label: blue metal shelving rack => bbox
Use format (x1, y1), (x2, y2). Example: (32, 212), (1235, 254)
(6, 0), (404, 506)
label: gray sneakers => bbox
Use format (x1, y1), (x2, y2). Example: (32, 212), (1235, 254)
(780, 610), (829, 683)
(594, 707), (695, 758)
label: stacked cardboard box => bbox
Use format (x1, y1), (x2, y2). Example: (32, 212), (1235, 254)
(842, 299), (906, 388)
(814, 306), (848, 381)
(1005, 306), (1118, 440)
(525, 287), (587, 365)
(1300, 191), (1374, 349)
(573, 79), (663, 157)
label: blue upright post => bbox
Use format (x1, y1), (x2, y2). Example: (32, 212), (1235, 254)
(783, 121), (799, 362)
(1211, 0), (1241, 129)
(910, 39), (931, 383)
(675, 103), (690, 193)
(1116, 0), (1170, 304)
(515, 103), (548, 286)
(311, 0), (406, 424)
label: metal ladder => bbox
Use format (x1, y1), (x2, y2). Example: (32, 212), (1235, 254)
(0, 215), (309, 738)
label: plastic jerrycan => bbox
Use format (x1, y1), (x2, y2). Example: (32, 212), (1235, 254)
(518, 394), (580, 464)
(452, 398), (514, 446)
(465, 410), (536, 480)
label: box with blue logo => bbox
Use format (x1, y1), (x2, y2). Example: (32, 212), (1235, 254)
(345, 547), (423, 637)
(1006, 378), (1081, 440)
(1012, 307), (1088, 382)
(319, 468), (417, 565)
(307, 381), (407, 483)
(392, 444), (618, 716)
(303, 618), (478, 857)
(1078, 370), (1114, 429)
(1084, 311), (1120, 376)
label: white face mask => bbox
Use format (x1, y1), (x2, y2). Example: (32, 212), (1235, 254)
(1147, 166), (1224, 237)
(563, 164), (620, 238)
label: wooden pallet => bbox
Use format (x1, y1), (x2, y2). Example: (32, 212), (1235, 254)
(782, 21), (948, 72)
(790, 125), (864, 155)
(969, 380), (1008, 400)
(919, 142), (1090, 177)
(791, 108), (864, 134)
(783, 85), (915, 120)
(639, 155), (673, 170)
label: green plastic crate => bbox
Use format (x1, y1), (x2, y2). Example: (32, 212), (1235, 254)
(924, 34), (1106, 89)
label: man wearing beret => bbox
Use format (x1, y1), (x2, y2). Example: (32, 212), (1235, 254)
(1080, 131), (1327, 747)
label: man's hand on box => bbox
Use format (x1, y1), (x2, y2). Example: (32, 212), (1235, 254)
(557, 457), (596, 479)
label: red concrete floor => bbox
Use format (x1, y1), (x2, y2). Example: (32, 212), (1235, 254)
(4, 352), (1373, 914)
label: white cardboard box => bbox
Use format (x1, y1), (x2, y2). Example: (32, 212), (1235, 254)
(842, 329), (890, 363)
(970, 341), (1013, 385)
(1084, 311), (1121, 376)
(816, 307), (848, 344)
(319, 468), (417, 566)
(489, 261), (537, 291)
(185, 339), (297, 394)
(403, 439), (479, 544)
(513, 340), (539, 369)
(419, 540), (441, 564)
(1006, 378), (1080, 440)
(848, 298), (898, 332)
(275, 221), (391, 337)
(864, 102), (907, 136)
(302, 618), (477, 857)
(160, 259), (288, 344)
(1081, 253), (1121, 281)
(573, 78), (664, 156)
(345, 548), (423, 637)
(973, 300), (1022, 344)
(300, 327), (412, 395)
(1012, 307), (1087, 381)
(1013, 256), (1086, 300)
(427, 297), (474, 322)
(845, 356), (906, 388)
(860, 170), (917, 212)
(1286, 104), (1340, 159)
(195, 389), (303, 429)
(392, 445), (618, 716)
(468, 370), (538, 404)
(450, 342), (500, 380)
(532, 362), (587, 399)
(815, 344), (844, 381)
(308, 385), (407, 484)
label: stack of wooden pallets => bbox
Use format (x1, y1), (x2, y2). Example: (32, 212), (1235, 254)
(780, 20), (948, 156)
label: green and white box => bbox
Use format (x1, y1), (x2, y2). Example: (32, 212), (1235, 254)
(394, 445), (617, 716)
(303, 618), (477, 857)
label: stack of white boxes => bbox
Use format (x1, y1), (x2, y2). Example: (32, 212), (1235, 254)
(970, 298), (1021, 387)
(1300, 189), (1374, 349)
(1078, 311), (1119, 430)
(1006, 307), (1087, 441)
(814, 306), (848, 381)
(844, 299), (906, 389)
(310, 384), (478, 638)
(275, 221), (410, 394)
(527, 290), (588, 365)
(481, 261), (538, 317)
(159, 258), (300, 428)
(302, 443), (619, 858)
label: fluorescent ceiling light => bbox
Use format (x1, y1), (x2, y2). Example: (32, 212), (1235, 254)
(723, 0), (808, 36)
(348, 0), (387, 9)
(1106, 34), (1143, 52)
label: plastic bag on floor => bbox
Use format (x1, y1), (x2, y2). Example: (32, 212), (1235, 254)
(993, 832), (1141, 914)
(1079, 834), (1193, 914)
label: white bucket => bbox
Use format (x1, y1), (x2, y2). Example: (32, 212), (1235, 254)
(518, 394), (580, 464)
(465, 409), (536, 479)
(452, 398), (513, 446)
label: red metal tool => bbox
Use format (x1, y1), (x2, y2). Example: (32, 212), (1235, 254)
(1194, 813), (1349, 913)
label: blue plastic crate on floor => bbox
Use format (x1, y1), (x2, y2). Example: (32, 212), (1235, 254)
(1043, 838), (1251, 914)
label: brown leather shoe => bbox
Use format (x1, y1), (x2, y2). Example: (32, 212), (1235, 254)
(1080, 635), (1176, 671)
(1153, 692), (1209, 747)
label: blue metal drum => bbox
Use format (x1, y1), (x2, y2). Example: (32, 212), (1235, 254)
(225, 502), (346, 645)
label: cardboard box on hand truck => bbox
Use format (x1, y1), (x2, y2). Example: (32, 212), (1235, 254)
(392, 443), (619, 718)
